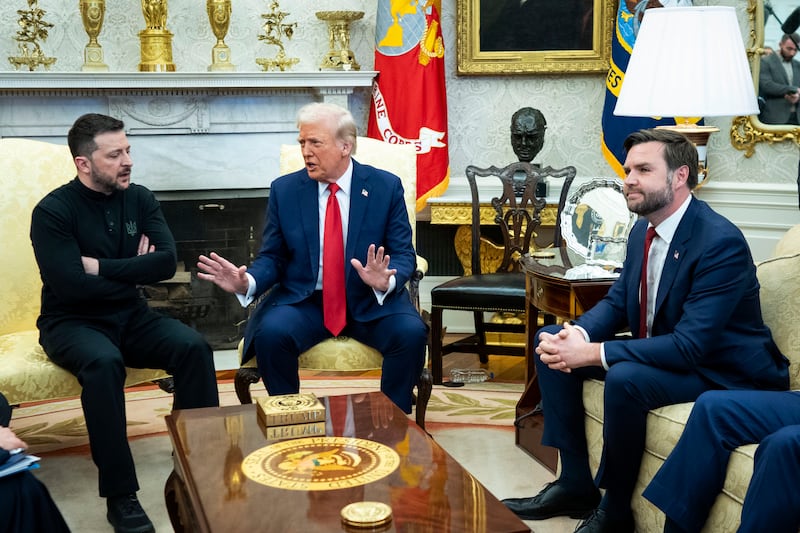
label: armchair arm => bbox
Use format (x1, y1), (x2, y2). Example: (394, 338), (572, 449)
(409, 254), (427, 313)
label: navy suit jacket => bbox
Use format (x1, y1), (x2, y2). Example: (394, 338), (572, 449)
(242, 159), (419, 363)
(575, 197), (789, 391)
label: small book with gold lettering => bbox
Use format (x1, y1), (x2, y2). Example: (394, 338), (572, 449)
(264, 421), (327, 441)
(256, 392), (327, 427)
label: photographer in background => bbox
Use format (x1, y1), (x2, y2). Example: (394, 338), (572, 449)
(759, 33), (800, 124)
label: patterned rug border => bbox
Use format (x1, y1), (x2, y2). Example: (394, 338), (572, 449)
(10, 379), (523, 455)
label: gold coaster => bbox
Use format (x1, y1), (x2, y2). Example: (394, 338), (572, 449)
(341, 501), (393, 529)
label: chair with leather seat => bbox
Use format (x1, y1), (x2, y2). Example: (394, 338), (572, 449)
(234, 136), (432, 428)
(429, 162), (576, 384)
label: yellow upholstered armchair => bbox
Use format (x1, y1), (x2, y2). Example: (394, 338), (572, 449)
(0, 138), (170, 406)
(234, 137), (432, 428)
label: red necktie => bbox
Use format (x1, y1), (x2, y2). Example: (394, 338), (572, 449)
(639, 226), (658, 338)
(323, 183), (346, 336)
(329, 395), (347, 436)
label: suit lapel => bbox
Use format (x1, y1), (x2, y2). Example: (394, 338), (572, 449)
(653, 198), (698, 313)
(347, 160), (371, 279)
(299, 174), (321, 278)
(772, 54), (792, 84)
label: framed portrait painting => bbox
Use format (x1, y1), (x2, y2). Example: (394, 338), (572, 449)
(457, 0), (614, 75)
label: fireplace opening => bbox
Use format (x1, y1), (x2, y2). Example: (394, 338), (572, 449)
(146, 196), (267, 351)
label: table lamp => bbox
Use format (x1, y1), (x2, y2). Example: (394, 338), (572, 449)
(613, 6), (759, 183)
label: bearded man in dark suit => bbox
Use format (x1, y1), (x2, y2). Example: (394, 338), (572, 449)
(502, 128), (789, 533)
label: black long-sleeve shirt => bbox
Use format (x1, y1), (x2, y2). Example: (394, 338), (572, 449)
(30, 178), (177, 320)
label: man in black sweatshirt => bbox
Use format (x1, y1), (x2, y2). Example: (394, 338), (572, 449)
(30, 113), (219, 533)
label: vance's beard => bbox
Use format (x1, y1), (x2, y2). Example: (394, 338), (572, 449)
(626, 171), (674, 216)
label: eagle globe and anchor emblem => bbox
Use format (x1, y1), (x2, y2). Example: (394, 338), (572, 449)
(371, 0), (446, 156)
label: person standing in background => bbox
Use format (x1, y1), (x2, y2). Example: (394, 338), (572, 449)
(759, 33), (800, 124)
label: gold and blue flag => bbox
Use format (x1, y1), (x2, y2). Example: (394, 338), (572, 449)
(601, 1), (694, 177)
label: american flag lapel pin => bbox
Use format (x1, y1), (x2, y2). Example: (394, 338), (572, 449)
(361, 189), (368, 197)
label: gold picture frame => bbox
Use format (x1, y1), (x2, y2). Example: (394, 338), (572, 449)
(457, 0), (615, 75)
(730, 0), (800, 156)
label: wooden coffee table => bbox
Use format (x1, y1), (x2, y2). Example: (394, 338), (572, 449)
(164, 391), (530, 532)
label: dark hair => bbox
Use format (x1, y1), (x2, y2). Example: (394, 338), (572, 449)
(67, 113), (125, 158)
(623, 128), (699, 189)
(511, 107), (546, 130)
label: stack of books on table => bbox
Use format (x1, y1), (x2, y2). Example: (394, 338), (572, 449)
(256, 392), (327, 441)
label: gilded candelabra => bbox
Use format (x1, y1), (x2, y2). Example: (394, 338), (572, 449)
(207, 0), (235, 71)
(255, 0), (299, 72)
(8, 0), (56, 71)
(79, 0), (108, 71)
(138, 0), (175, 72)
(316, 11), (363, 71)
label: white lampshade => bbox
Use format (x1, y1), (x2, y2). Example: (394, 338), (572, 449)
(614, 6), (759, 119)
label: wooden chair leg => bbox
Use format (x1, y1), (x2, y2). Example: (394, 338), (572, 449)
(474, 311), (489, 364)
(415, 368), (432, 430)
(155, 377), (175, 394)
(234, 368), (261, 404)
(430, 307), (445, 385)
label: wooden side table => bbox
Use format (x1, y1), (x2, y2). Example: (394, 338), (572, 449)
(515, 253), (615, 472)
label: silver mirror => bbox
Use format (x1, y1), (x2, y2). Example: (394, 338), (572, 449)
(560, 178), (636, 269)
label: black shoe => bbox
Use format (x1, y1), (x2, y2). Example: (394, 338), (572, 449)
(574, 508), (635, 533)
(501, 481), (601, 520)
(106, 494), (155, 533)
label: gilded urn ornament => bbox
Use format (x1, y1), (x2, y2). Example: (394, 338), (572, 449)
(207, 0), (235, 71)
(316, 11), (363, 71)
(138, 0), (175, 72)
(79, 0), (108, 71)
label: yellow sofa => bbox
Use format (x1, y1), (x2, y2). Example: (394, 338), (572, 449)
(0, 138), (169, 406)
(583, 227), (800, 532)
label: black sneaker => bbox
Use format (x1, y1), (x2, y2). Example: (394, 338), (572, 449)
(106, 493), (155, 533)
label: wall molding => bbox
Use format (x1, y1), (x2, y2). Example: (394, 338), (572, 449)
(696, 180), (800, 261)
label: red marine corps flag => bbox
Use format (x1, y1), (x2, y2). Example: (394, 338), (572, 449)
(367, 0), (449, 212)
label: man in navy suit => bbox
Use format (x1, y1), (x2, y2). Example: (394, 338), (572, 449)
(644, 389), (800, 533)
(502, 129), (789, 533)
(198, 102), (427, 413)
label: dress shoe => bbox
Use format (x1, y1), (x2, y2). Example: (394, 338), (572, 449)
(106, 493), (155, 533)
(574, 508), (635, 533)
(501, 481), (600, 520)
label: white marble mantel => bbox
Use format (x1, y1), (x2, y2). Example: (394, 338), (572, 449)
(0, 71), (376, 93)
(0, 71), (377, 194)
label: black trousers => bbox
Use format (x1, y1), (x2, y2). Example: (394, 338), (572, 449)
(39, 302), (219, 498)
(0, 472), (70, 533)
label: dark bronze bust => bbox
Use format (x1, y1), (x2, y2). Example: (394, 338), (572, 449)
(510, 107), (547, 196)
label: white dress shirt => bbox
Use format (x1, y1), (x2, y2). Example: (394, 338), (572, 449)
(237, 159), (394, 308)
(592, 195), (694, 369)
